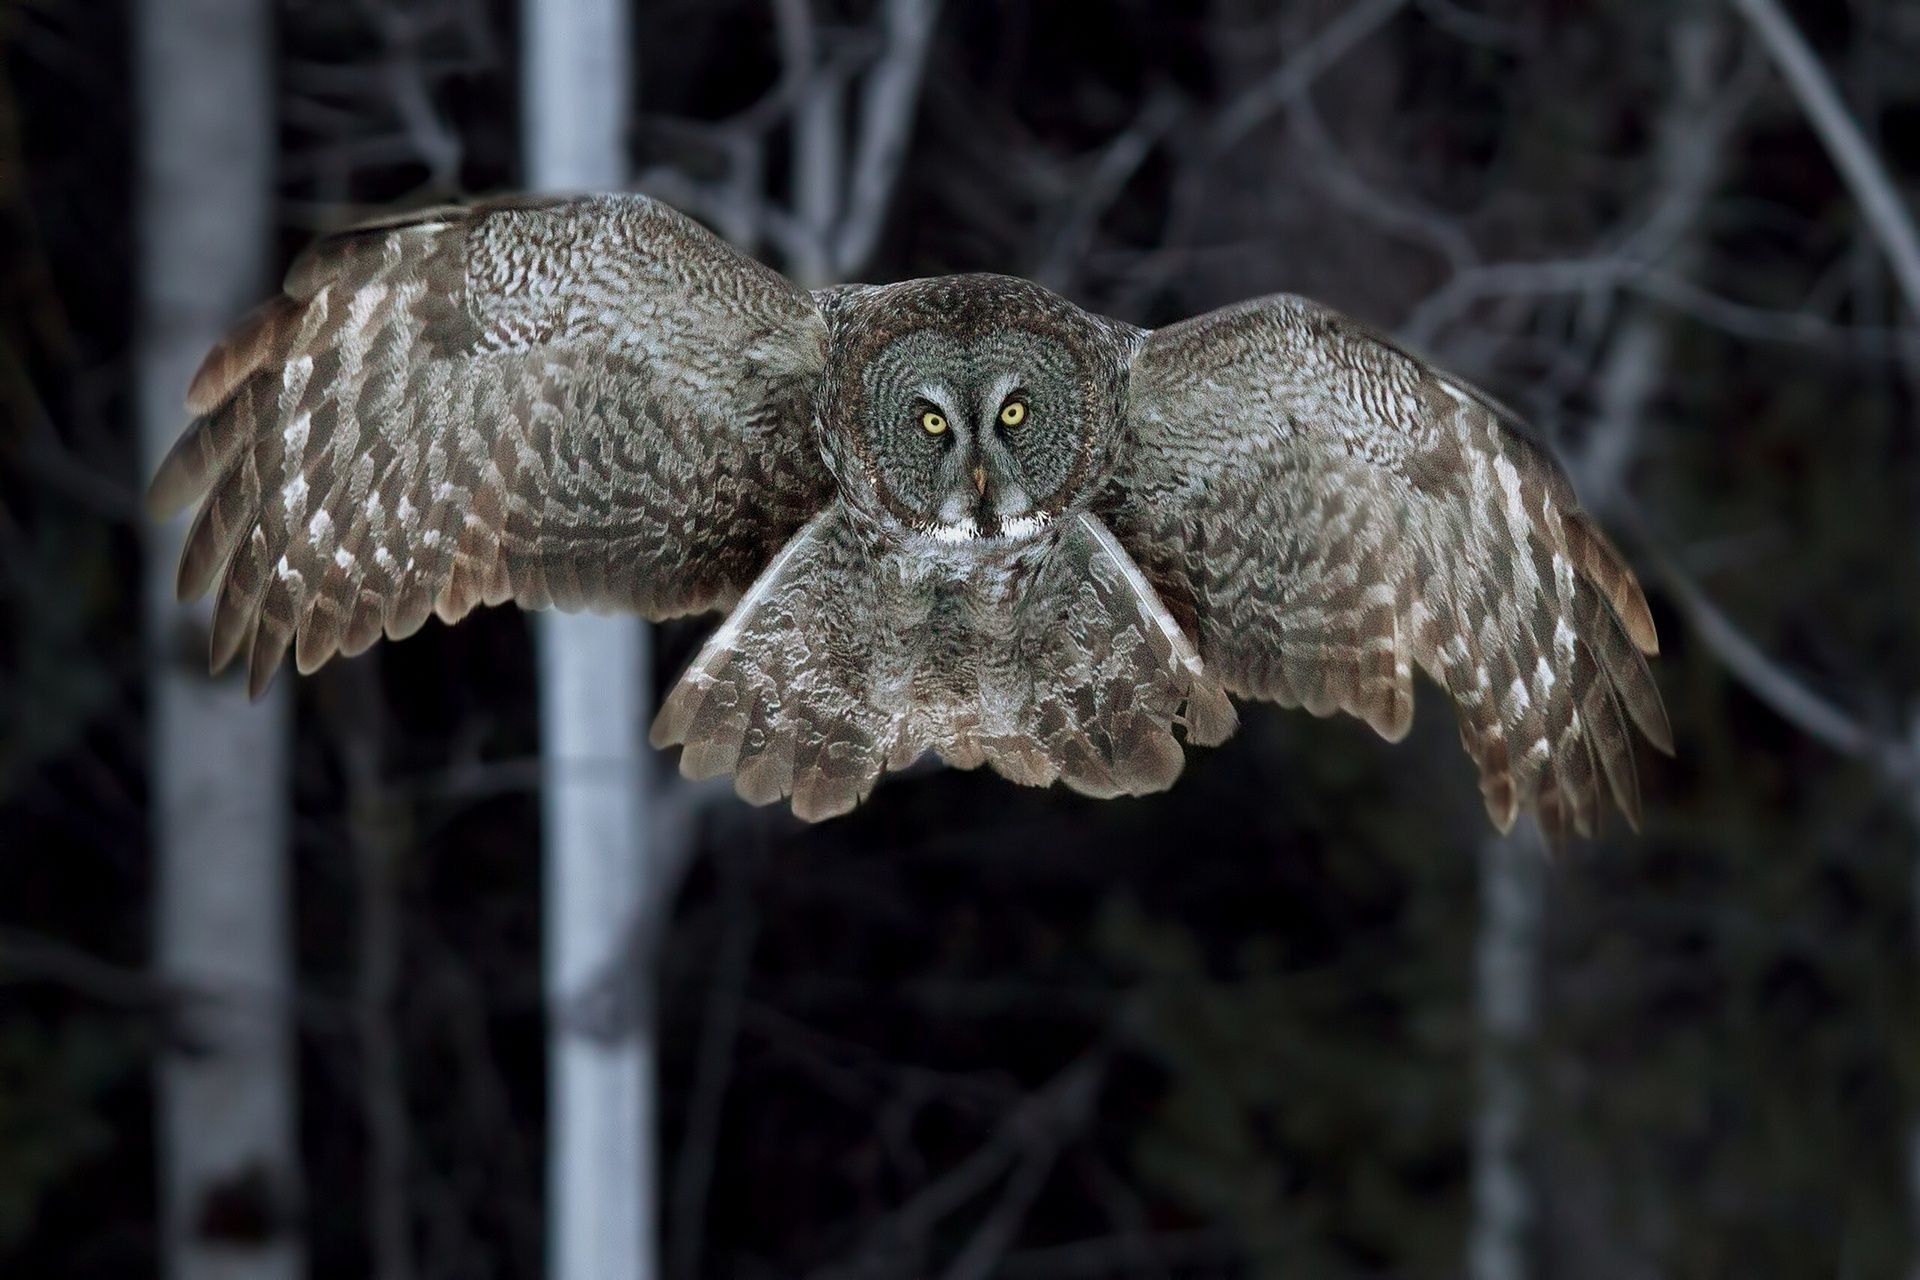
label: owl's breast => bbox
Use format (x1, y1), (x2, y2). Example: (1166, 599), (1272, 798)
(862, 538), (1065, 771)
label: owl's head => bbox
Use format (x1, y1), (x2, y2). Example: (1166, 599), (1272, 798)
(821, 275), (1136, 544)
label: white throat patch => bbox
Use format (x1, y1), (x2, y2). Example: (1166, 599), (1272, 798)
(920, 510), (1053, 544)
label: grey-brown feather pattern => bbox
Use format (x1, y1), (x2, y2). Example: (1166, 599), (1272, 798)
(150, 193), (833, 695)
(649, 507), (889, 821)
(649, 507), (1234, 819)
(992, 514), (1235, 797)
(151, 197), (1667, 836)
(1114, 293), (1670, 843)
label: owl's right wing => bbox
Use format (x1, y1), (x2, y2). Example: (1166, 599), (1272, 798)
(1114, 293), (1671, 843)
(149, 193), (834, 695)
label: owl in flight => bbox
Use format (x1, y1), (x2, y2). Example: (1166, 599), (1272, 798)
(151, 193), (1670, 841)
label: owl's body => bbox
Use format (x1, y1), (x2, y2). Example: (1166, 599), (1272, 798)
(152, 193), (1670, 841)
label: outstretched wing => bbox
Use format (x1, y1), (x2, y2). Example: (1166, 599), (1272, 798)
(149, 193), (833, 695)
(1113, 293), (1671, 843)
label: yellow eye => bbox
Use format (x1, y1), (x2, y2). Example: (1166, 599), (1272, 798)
(920, 410), (948, 435)
(999, 400), (1027, 427)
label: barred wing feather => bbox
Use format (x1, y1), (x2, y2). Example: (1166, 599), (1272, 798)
(149, 193), (833, 695)
(1116, 294), (1670, 843)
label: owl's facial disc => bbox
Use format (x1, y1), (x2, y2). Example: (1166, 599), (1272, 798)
(925, 382), (1044, 542)
(858, 328), (1088, 544)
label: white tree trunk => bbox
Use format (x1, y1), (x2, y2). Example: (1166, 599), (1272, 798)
(1465, 14), (1733, 1276)
(523, 5), (653, 1280)
(136, 2), (300, 1278)
(1716, 8), (1920, 1263)
(1728, 2), (1920, 1267)
(1467, 828), (1543, 1280)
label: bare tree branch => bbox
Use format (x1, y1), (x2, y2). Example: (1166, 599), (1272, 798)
(633, 0), (936, 285)
(999, 1229), (1239, 1278)
(1113, 0), (1410, 315)
(0, 927), (179, 1008)
(1400, 249), (1920, 359)
(1029, 89), (1181, 293)
(1205, 0), (1411, 157)
(1622, 504), (1905, 773)
(359, 0), (463, 189)
(831, 0), (940, 277)
(1728, 0), (1920, 321)
(1579, 8), (1736, 503)
(940, 1128), (1069, 1280)
(1413, 0), (1518, 48)
(1289, 92), (1477, 274)
(1631, 271), (1920, 359)
(808, 1050), (1105, 1280)
(781, 0), (843, 283)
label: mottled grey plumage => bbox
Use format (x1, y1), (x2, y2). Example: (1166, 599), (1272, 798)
(152, 192), (1669, 836)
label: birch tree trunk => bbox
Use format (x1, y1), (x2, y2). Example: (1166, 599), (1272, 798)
(522, 4), (653, 1279)
(1467, 828), (1543, 1280)
(1467, 14), (1731, 1278)
(136, 2), (300, 1278)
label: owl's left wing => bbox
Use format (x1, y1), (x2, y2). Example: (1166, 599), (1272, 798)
(1113, 293), (1671, 843)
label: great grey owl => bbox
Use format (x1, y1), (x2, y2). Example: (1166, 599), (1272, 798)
(150, 193), (1671, 840)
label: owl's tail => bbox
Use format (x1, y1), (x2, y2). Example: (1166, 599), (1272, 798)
(650, 507), (1236, 821)
(951, 513), (1236, 800)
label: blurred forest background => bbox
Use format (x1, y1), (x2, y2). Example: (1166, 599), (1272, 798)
(5, 0), (1920, 1277)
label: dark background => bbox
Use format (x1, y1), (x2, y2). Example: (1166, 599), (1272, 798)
(6, 0), (1920, 1276)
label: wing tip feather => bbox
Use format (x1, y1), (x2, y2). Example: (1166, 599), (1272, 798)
(246, 638), (286, 701)
(1621, 590), (1660, 657)
(185, 295), (299, 416)
(1640, 701), (1677, 758)
(146, 455), (202, 522)
(147, 416), (222, 521)
(1565, 512), (1661, 654)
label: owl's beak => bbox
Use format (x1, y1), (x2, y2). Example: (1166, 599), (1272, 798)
(972, 465), (987, 497)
